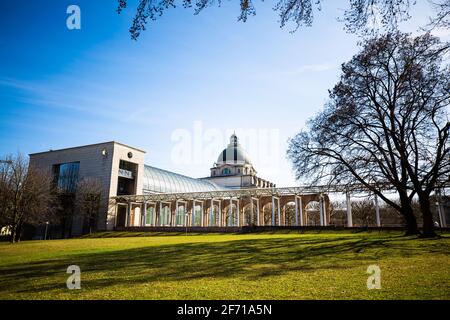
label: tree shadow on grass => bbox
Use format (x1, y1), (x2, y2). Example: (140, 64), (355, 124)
(0, 234), (448, 296)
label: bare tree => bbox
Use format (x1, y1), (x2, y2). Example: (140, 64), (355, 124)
(352, 199), (376, 227)
(0, 154), (56, 243)
(287, 33), (449, 237)
(75, 178), (103, 234)
(117, 0), (448, 40)
(424, 0), (450, 30)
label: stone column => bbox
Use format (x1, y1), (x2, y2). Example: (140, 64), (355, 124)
(175, 201), (179, 227)
(143, 202), (147, 226)
(319, 196), (324, 226)
(299, 196), (303, 226)
(277, 198), (281, 226)
(210, 198), (214, 227)
(200, 201), (204, 227)
(191, 200), (195, 227)
(184, 202), (188, 227)
(159, 202), (163, 227)
(251, 198), (254, 226)
(374, 194), (381, 227)
(169, 203), (174, 227)
(260, 200), (265, 226)
(229, 197), (233, 227)
(346, 192), (353, 227)
(272, 196), (275, 226)
(436, 190), (446, 228)
(125, 202), (131, 227)
(218, 200), (222, 227)
(256, 198), (260, 226)
(151, 202), (157, 226)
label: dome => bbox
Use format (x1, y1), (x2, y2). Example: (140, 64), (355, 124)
(216, 134), (252, 165)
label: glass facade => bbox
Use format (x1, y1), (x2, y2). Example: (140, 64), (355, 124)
(175, 205), (186, 226)
(226, 205), (238, 226)
(53, 162), (80, 193)
(193, 205), (202, 226)
(159, 205), (171, 226)
(145, 206), (155, 225)
(143, 165), (221, 194)
(209, 205), (218, 226)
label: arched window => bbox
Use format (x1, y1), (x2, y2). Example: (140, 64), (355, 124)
(159, 205), (170, 226)
(193, 205), (202, 226)
(176, 205), (186, 226)
(222, 168), (231, 175)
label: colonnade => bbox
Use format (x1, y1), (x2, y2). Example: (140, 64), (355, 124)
(116, 193), (332, 228)
(113, 188), (448, 229)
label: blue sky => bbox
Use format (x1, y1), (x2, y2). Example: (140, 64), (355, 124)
(0, 1), (448, 186)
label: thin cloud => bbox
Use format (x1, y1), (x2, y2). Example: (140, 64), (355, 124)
(293, 63), (336, 74)
(252, 63), (337, 80)
(0, 77), (159, 126)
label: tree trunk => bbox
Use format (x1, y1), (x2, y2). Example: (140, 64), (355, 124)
(9, 222), (22, 243)
(10, 224), (17, 243)
(418, 193), (438, 238)
(14, 223), (22, 242)
(399, 193), (420, 236)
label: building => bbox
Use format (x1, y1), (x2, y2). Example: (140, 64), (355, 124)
(27, 135), (449, 234)
(30, 141), (147, 234)
(29, 135), (283, 235)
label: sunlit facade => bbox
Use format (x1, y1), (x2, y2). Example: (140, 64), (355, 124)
(28, 136), (279, 234)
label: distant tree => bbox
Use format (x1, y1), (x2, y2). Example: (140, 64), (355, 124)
(328, 200), (347, 227)
(117, 0), (449, 40)
(351, 199), (376, 227)
(0, 154), (56, 243)
(75, 178), (103, 234)
(0, 161), (11, 230)
(284, 204), (295, 225)
(287, 33), (449, 237)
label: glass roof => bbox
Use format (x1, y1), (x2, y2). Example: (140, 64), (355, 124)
(143, 165), (222, 194)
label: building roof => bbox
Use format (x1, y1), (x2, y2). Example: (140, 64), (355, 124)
(29, 141), (146, 156)
(143, 165), (223, 194)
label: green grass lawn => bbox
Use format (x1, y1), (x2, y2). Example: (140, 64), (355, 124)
(0, 231), (449, 300)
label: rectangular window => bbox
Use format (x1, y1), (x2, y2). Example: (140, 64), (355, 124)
(53, 162), (80, 193)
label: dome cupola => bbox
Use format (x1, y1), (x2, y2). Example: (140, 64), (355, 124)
(216, 133), (252, 165)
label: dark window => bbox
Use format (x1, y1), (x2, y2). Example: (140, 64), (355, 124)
(119, 160), (135, 172)
(117, 177), (133, 195)
(53, 162), (80, 193)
